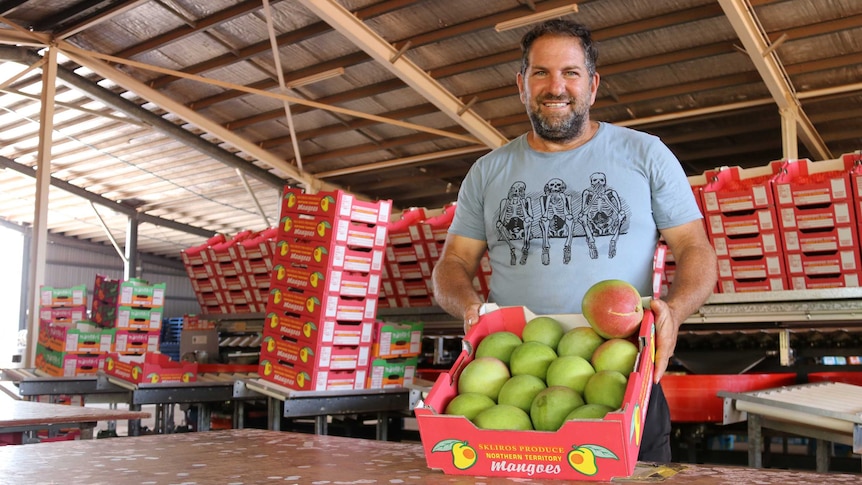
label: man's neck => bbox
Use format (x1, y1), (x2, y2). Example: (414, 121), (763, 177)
(527, 120), (600, 153)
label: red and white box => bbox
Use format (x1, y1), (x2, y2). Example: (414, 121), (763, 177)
(701, 163), (783, 214)
(103, 352), (197, 384)
(414, 306), (655, 482)
(39, 322), (115, 354)
(35, 345), (103, 377)
(272, 239), (386, 274)
(419, 204), (456, 259)
(260, 331), (372, 373)
(278, 213), (387, 250)
(717, 254), (788, 293)
(705, 207), (779, 238)
(711, 231), (782, 260)
(266, 287), (377, 323)
(263, 310), (374, 346)
(257, 359), (366, 392)
(280, 187), (392, 226)
(270, 264), (380, 299)
(39, 306), (87, 325)
(387, 207), (427, 246)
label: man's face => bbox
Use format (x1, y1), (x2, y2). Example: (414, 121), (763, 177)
(517, 35), (599, 143)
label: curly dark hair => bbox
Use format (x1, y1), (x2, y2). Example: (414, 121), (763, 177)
(519, 19), (598, 77)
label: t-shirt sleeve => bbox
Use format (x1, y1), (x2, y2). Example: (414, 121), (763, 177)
(448, 160), (487, 241)
(649, 139), (703, 229)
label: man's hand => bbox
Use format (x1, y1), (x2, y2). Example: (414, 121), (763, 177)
(648, 298), (679, 384)
(463, 302), (483, 335)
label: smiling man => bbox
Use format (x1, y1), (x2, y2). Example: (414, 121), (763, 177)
(432, 19), (717, 462)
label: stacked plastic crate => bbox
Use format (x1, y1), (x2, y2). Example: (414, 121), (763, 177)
(701, 162), (788, 293)
(259, 187), (391, 391)
(381, 207), (434, 308)
(235, 227), (278, 310)
(181, 234), (227, 315)
(773, 154), (862, 289)
(35, 285), (108, 376)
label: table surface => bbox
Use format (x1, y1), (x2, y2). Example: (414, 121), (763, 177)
(0, 428), (859, 484)
(0, 399), (150, 429)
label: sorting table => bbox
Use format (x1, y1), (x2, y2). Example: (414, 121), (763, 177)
(235, 378), (420, 439)
(720, 381), (862, 473)
(1, 428), (860, 484)
(0, 399), (150, 442)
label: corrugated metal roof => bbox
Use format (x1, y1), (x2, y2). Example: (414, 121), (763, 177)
(1, 0), (860, 261)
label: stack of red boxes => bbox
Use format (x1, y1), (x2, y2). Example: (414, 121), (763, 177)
(701, 163), (788, 293)
(853, 154), (862, 254)
(112, 278), (166, 355)
(258, 187), (391, 391)
(381, 207), (434, 308)
(773, 155), (862, 289)
(181, 229), (278, 314)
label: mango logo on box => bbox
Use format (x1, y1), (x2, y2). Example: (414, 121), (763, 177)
(432, 439), (477, 470)
(312, 246), (327, 263)
(281, 216), (294, 233)
(308, 271), (324, 288)
(566, 444), (619, 476)
(299, 346), (314, 363)
(267, 312), (279, 329)
(261, 360), (273, 376)
(181, 372), (194, 383)
(302, 321), (316, 338)
(131, 365), (143, 380)
(319, 195), (335, 212)
(315, 220), (331, 237)
(147, 372), (160, 384)
(270, 288), (284, 305)
(284, 192), (297, 209)
(277, 241), (290, 257)
(275, 264), (287, 281)
(263, 336), (276, 353)
(296, 371), (310, 388)
(305, 296), (320, 313)
(105, 357), (115, 371)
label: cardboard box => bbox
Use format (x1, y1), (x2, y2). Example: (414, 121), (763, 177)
(260, 331), (372, 373)
(278, 213), (387, 250)
(788, 271), (861, 290)
(93, 274), (120, 304)
(39, 322), (115, 354)
(103, 352), (197, 384)
(90, 299), (117, 327)
(271, 264), (380, 298)
(39, 306), (87, 325)
(366, 357), (418, 389)
(266, 287), (377, 322)
(272, 238), (385, 274)
(718, 276), (788, 293)
(114, 330), (160, 354)
(118, 279), (166, 308)
(785, 249), (860, 275)
(705, 207), (779, 237)
(387, 207), (427, 246)
(371, 320), (424, 359)
(258, 359), (366, 391)
(263, 309), (374, 346)
(778, 202), (854, 230)
(116, 306), (163, 331)
(34, 344), (103, 377)
(773, 156), (856, 207)
(40, 285), (87, 308)
(710, 231), (782, 260)
(414, 306), (655, 481)
(783, 225), (858, 254)
(701, 163), (782, 214)
(281, 187), (392, 225)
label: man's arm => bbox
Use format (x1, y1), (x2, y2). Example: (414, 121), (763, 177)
(431, 233), (488, 334)
(652, 220), (717, 383)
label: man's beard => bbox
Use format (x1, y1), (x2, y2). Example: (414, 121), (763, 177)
(528, 96), (589, 143)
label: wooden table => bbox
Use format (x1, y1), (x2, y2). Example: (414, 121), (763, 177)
(0, 428), (859, 484)
(0, 399), (150, 441)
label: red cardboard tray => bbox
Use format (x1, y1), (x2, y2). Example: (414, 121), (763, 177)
(414, 305), (655, 481)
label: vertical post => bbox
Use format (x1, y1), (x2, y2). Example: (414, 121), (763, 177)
(125, 210), (139, 280)
(25, 46), (58, 368)
(748, 413), (763, 468)
(780, 105), (799, 160)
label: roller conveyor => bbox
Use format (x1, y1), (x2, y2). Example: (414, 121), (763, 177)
(720, 382), (862, 472)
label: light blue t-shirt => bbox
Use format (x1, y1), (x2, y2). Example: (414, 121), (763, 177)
(448, 122), (702, 314)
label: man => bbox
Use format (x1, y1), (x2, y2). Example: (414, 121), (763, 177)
(431, 20), (717, 462)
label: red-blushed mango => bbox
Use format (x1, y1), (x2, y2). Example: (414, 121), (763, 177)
(457, 356), (510, 401)
(581, 279), (643, 339)
(591, 338), (639, 376)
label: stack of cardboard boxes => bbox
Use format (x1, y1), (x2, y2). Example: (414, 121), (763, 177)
(35, 284), (107, 377)
(258, 187), (391, 391)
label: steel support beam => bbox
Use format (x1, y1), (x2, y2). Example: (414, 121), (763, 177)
(718, 0), (831, 161)
(300, 0), (508, 149)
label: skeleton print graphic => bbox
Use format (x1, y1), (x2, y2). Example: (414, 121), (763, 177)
(494, 173), (629, 266)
